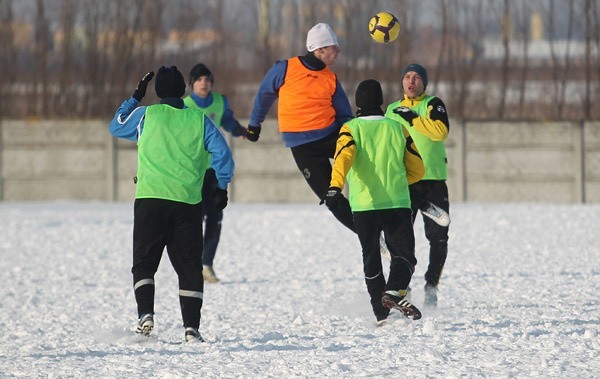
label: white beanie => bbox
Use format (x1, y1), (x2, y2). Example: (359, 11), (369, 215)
(306, 23), (338, 52)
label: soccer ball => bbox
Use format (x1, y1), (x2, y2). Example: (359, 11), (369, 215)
(369, 12), (400, 44)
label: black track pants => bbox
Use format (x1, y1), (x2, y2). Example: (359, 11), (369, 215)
(132, 198), (204, 329)
(410, 180), (450, 287)
(290, 132), (356, 233)
(353, 208), (416, 316)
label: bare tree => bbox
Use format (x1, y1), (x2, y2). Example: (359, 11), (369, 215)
(557, 0), (575, 119)
(498, 0), (511, 119)
(516, 1), (531, 117)
(55, 0), (76, 117)
(452, 0), (484, 120)
(33, 0), (50, 117)
(1, 0), (599, 121)
(0, 0), (16, 118)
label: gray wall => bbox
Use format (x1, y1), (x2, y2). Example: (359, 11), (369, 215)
(1, 119), (599, 203)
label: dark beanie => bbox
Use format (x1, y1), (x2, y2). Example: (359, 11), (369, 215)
(355, 79), (383, 111)
(189, 63), (214, 86)
(155, 66), (186, 99)
(401, 63), (428, 89)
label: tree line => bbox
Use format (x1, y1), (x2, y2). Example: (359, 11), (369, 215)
(0, 0), (599, 121)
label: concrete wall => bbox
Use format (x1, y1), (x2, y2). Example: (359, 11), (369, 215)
(1, 119), (599, 203)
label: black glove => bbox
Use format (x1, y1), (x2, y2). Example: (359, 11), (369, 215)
(132, 71), (155, 101)
(320, 187), (343, 210)
(393, 106), (418, 125)
(213, 188), (228, 211)
(246, 125), (261, 142)
(232, 125), (247, 138)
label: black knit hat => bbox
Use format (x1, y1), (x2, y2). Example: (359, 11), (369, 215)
(189, 63), (214, 86)
(401, 63), (428, 89)
(355, 79), (383, 111)
(154, 66), (186, 99)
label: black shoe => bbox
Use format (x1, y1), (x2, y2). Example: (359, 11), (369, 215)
(424, 284), (438, 307)
(184, 327), (205, 342)
(375, 308), (390, 323)
(381, 291), (422, 320)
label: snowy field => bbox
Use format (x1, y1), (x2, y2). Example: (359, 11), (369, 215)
(1, 201), (598, 378)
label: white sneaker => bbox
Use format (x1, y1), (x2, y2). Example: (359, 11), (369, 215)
(135, 313), (154, 336)
(184, 327), (205, 342)
(422, 202), (450, 227)
(202, 265), (220, 283)
(424, 284), (438, 307)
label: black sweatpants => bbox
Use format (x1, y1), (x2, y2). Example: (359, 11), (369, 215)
(409, 180), (450, 287)
(132, 198), (204, 329)
(290, 131), (356, 233)
(353, 208), (416, 317)
(201, 168), (223, 266)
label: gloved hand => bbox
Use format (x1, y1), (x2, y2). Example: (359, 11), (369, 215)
(320, 187), (343, 210)
(132, 71), (155, 101)
(393, 106), (418, 125)
(246, 125), (261, 142)
(214, 188), (228, 211)
(232, 125), (248, 138)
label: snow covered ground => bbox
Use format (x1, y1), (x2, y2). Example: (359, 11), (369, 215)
(1, 201), (598, 378)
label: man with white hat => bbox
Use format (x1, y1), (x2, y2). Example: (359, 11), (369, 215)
(246, 23), (356, 234)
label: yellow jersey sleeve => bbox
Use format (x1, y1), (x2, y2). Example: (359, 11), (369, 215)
(330, 124), (356, 189)
(403, 126), (425, 185)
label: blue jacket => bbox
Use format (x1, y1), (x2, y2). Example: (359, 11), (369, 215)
(109, 96), (234, 189)
(187, 92), (245, 137)
(249, 57), (353, 148)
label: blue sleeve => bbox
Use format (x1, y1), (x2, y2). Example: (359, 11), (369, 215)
(332, 79), (353, 126)
(203, 115), (235, 189)
(220, 96), (244, 137)
(108, 96), (147, 141)
(249, 60), (287, 127)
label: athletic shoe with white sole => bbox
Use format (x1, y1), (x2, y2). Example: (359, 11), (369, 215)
(202, 265), (220, 283)
(184, 327), (205, 342)
(381, 290), (422, 320)
(135, 313), (154, 336)
(424, 283), (438, 307)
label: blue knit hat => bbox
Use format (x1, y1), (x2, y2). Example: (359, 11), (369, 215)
(401, 63), (428, 89)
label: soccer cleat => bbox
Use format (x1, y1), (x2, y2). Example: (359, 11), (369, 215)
(405, 286), (412, 302)
(202, 265), (220, 283)
(135, 313), (154, 336)
(381, 290), (422, 320)
(184, 327), (205, 342)
(424, 283), (438, 307)
(421, 202), (450, 227)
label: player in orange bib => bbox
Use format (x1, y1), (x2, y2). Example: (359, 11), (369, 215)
(246, 23), (355, 233)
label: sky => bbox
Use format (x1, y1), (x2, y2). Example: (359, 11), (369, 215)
(0, 201), (598, 378)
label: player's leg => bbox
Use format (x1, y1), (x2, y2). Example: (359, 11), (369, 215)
(290, 133), (356, 233)
(165, 201), (205, 338)
(353, 211), (388, 322)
